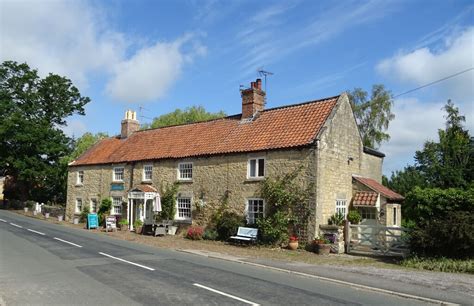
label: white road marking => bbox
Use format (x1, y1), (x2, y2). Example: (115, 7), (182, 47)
(0, 218), (6, 222)
(99, 252), (155, 271)
(53, 237), (82, 248)
(10, 223), (23, 228)
(27, 229), (45, 236)
(193, 283), (260, 306)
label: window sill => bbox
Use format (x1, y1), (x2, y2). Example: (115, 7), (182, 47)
(75, 184), (84, 187)
(141, 180), (152, 184)
(112, 181), (124, 184)
(177, 179), (193, 183)
(174, 219), (192, 224)
(245, 177), (265, 182)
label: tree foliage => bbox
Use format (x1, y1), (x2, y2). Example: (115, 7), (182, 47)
(348, 84), (395, 148)
(386, 100), (473, 195)
(0, 61), (89, 203)
(145, 105), (226, 129)
(67, 132), (108, 162)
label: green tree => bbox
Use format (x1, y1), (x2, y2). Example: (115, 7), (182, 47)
(385, 166), (427, 196)
(67, 132), (108, 162)
(415, 100), (472, 188)
(0, 61), (89, 203)
(348, 84), (395, 148)
(145, 105), (226, 129)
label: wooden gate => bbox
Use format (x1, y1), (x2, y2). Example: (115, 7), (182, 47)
(345, 223), (409, 257)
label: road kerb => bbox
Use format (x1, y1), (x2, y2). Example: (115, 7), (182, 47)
(178, 249), (458, 306)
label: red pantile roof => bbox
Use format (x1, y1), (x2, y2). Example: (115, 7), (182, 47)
(353, 191), (378, 207)
(71, 96), (339, 166)
(353, 176), (404, 201)
(130, 184), (157, 193)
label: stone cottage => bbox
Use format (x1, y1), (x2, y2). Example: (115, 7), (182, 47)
(66, 79), (403, 239)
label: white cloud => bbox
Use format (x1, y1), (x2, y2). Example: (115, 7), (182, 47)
(377, 27), (474, 101)
(106, 36), (206, 103)
(62, 119), (88, 138)
(0, 1), (205, 102)
(0, 0), (125, 88)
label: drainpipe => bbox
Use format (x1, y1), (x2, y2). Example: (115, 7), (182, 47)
(314, 140), (322, 238)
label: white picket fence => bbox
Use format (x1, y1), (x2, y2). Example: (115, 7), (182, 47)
(345, 223), (409, 257)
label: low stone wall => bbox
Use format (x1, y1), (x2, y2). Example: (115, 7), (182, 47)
(319, 224), (344, 254)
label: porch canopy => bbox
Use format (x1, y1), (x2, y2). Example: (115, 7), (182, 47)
(127, 184), (160, 230)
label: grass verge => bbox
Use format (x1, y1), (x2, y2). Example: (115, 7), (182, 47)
(401, 256), (474, 274)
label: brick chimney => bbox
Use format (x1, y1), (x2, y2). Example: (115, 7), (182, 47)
(241, 78), (265, 118)
(121, 110), (139, 139)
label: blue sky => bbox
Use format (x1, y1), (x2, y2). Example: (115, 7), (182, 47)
(1, 0), (473, 175)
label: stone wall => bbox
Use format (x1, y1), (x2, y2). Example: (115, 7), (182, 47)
(314, 94), (383, 235)
(66, 149), (314, 227)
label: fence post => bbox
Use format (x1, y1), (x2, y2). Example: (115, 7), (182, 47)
(344, 221), (351, 253)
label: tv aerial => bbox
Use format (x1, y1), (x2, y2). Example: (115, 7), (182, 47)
(257, 67), (274, 92)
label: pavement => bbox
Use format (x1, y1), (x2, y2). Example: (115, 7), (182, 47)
(0, 210), (470, 305)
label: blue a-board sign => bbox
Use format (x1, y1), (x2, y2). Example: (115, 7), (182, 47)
(111, 183), (124, 191)
(87, 213), (98, 229)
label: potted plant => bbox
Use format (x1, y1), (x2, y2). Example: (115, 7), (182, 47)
(347, 210), (361, 224)
(118, 219), (129, 231)
(313, 236), (331, 255)
(133, 219), (143, 234)
(288, 235), (299, 250)
(57, 215), (63, 222)
(24, 207), (29, 213)
(45, 212), (50, 219)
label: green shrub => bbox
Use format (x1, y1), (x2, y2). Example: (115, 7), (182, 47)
(347, 210), (361, 224)
(328, 212), (344, 226)
(133, 219), (143, 228)
(203, 228), (218, 240)
(404, 187), (474, 222)
(256, 211), (289, 245)
(79, 205), (90, 223)
(408, 211), (474, 259)
(42, 205), (65, 217)
(215, 211), (245, 241)
(25, 200), (36, 209)
(97, 198), (112, 226)
(401, 256), (474, 274)
(160, 182), (179, 221)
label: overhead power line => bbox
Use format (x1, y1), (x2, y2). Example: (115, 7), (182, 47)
(393, 67), (474, 98)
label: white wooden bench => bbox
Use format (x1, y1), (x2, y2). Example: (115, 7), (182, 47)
(230, 227), (258, 244)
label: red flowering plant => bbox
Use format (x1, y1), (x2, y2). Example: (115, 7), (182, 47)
(289, 235), (299, 242)
(186, 226), (204, 240)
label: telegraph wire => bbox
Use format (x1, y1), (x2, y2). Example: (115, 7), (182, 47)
(392, 67), (473, 98)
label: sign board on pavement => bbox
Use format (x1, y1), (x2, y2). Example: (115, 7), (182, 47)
(106, 216), (117, 232)
(87, 213), (98, 229)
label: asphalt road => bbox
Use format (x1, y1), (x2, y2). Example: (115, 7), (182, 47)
(0, 210), (439, 306)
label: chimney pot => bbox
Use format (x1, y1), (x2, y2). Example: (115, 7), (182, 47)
(121, 109), (139, 138)
(256, 78), (262, 90)
(241, 79), (266, 119)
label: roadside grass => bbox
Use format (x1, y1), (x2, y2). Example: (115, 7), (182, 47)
(401, 256), (474, 274)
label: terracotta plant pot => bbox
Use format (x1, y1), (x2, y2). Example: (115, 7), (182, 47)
(288, 241), (299, 250)
(135, 226), (142, 234)
(315, 243), (331, 255)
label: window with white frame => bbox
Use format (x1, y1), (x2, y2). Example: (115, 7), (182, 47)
(178, 162), (193, 180)
(112, 197), (122, 215)
(335, 199), (347, 216)
(77, 171), (84, 185)
(248, 158), (265, 179)
(143, 164), (153, 181)
(359, 207), (376, 219)
(75, 198), (82, 213)
(246, 198), (265, 224)
(90, 198), (97, 213)
(176, 197), (192, 220)
(113, 167), (124, 182)
(393, 207), (397, 225)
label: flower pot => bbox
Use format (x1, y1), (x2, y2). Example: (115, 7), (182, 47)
(315, 243), (331, 255)
(120, 224), (128, 231)
(73, 217), (79, 224)
(45, 212), (50, 219)
(24, 207), (29, 213)
(135, 226), (142, 234)
(167, 225), (178, 235)
(57, 215), (63, 222)
(33, 210), (37, 216)
(288, 241), (299, 250)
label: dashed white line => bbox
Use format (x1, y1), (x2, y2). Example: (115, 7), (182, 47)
(99, 252), (155, 271)
(193, 283), (260, 306)
(10, 223), (23, 228)
(54, 237), (82, 248)
(27, 229), (45, 236)
(0, 218), (6, 222)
